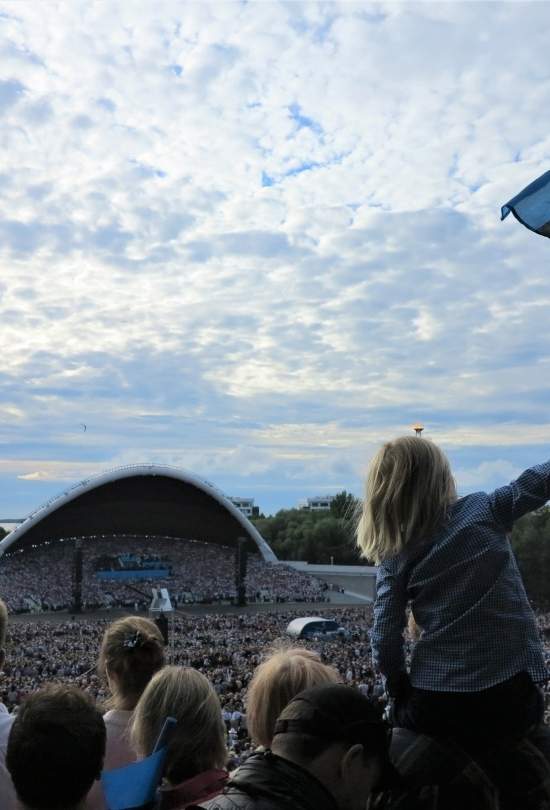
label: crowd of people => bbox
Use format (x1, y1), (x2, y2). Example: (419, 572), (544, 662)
(2, 605), (550, 752)
(2, 442), (550, 808)
(0, 607), (374, 729)
(0, 602), (549, 810)
(0, 536), (328, 613)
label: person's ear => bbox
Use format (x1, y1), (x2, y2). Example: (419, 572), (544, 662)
(340, 743), (381, 809)
(340, 742), (364, 779)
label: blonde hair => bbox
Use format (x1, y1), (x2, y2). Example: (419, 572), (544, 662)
(98, 616), (165, 710)
(246, 646), (340, 748)
(357, 436), (456, 564)
(131, 666), (227, 785)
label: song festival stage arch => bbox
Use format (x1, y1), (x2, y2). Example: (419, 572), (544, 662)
(0, 464), (277, 561)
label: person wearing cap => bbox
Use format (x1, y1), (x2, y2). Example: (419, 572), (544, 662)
(203, 683), (395, 810)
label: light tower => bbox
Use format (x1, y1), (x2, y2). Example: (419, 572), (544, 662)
(412, 423), (424, 437)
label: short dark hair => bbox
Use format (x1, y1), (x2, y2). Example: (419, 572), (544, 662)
(6, 684), (106, 810)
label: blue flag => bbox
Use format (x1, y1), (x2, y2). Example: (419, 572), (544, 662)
(101, 747), (166, 810)
(501, 170), (550, 238)
(101, 716), (177, 810)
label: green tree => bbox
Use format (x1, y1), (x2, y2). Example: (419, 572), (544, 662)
(511, 507), (550, 607)
(253, 503), (362, 565)
(330, 490), (360, 521)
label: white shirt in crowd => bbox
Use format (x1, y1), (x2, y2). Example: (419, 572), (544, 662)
(0, 703), (16, 810)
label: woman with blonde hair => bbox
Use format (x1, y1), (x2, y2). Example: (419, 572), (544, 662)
(88, 616), (165, 810)
(246, 646), (340, 749)
(357, 435), (548, 748)
(131, 666), (228, 809)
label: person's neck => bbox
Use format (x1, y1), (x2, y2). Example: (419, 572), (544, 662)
(111, 696), (135, 712)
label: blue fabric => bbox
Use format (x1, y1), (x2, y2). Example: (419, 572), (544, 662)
(101, 747), (166, 810)
(501, 170), (550, 237)
(372, 462), (550, 692)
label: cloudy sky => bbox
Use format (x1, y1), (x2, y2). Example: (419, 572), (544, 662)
(1, 1), (550, 519)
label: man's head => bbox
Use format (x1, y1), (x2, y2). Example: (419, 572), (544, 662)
(271, 683), (394, 810)
(0, 597), (8, 670)
(6, 684), (106, 810)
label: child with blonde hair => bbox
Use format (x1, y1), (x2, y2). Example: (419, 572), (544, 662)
(357, 436), (548, 745)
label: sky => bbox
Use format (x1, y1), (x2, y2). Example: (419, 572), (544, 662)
(1, 1), (550, 519)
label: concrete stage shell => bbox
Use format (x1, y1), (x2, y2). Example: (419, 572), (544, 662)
(0, 464), (277, 562)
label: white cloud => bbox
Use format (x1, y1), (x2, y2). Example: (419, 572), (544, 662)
(1, 1), (550, 513)
(17, 471), (52, 481)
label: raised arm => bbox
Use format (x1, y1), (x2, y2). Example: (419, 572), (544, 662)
(489, 460), (550, 531)
(371, 565), (409, 697)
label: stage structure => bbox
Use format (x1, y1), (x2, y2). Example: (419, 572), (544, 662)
(0, 464), (277, 562)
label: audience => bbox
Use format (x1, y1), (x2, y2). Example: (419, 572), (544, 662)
(131, 665), (228, 808)
(204, 683), (394, 810)
(5, 684), (105, 810)
(246, 646), (341, 749)
(88, 615), (165, 810)
(0, 551), (548, 808)
(0, 536), (327, 613)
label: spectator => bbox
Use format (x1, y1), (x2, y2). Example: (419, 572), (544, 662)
(6, 684), (105, 810)
(88, 616), (165, 810)
(0, 598), (16, 810)
(246, 647), (340, 748)
(358, 438), (548, 742)
(204, 683), (394, 810)
(97, 616), (165, 765)
(131, 665), (228, 808)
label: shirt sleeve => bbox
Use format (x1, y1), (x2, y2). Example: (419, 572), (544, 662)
(488, 461), (550, 531)
(371, 564), (408, 694)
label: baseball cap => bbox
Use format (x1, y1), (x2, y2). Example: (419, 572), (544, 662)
(273, 683), (399, 789)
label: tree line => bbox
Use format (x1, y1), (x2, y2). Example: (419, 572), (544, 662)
(253, 495), (550, 607)
(252, 491), (362, 566)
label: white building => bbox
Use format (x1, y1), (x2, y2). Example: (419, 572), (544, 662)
(299, 495), (336, 511)
(229, 497), (257, 518)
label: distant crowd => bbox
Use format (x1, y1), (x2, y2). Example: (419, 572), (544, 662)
(1, 604), (550, 810)
(0, 536), (328, 613)
(1, 608), (377, 727)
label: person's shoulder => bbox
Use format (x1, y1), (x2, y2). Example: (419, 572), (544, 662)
(103, 708), (132, 726)
(0, 760), (17, 810)
(451, 491), (490, 510)
(447, 491), (493, 524)
(200, 785), (261, 810)
(0, 709), (14, 749)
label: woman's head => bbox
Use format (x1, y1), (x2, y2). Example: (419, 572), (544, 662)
(131, 666), (227, 785)
(246, 646), (341, 748)
(98, 616), (165, 710)
(357, 436), (456, 564)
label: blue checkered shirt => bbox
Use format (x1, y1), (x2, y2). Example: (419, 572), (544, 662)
(372, 462), (550, 693)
